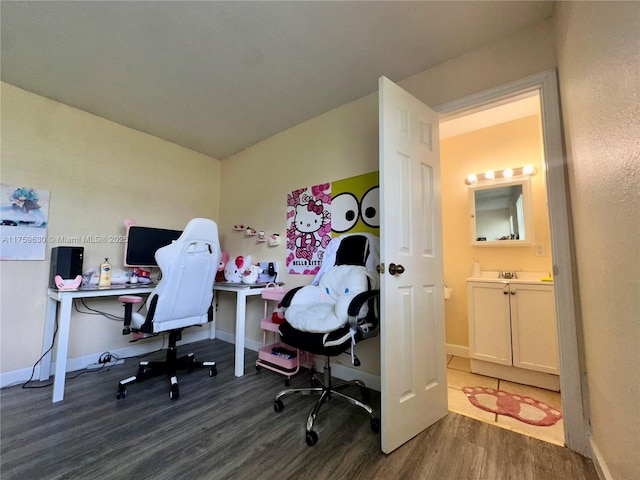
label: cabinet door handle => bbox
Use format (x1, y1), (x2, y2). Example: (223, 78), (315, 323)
(511, 290), (516, 295)
(503, 290), (509, 295)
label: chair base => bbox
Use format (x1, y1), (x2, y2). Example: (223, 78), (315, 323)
(273, 356), (379, 446)
(116, 330), (217, 400)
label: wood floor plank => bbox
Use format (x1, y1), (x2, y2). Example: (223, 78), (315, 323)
(1, 339), (599, 480)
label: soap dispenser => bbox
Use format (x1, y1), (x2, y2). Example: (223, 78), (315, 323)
(472, 258), (481, 278)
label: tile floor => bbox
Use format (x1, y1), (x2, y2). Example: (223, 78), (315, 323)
(447, 355), (565, 446)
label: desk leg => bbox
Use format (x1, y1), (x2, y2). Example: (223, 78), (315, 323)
(234, 290), (247, 377)
(209, 297), (217, 340)
(52, 296), (73, 403)
(39, 296), (58, 381)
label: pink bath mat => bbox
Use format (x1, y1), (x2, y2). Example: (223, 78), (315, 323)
(462, 386), (562, 426)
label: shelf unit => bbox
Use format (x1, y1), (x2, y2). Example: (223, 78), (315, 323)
(255, 285), (312, 385)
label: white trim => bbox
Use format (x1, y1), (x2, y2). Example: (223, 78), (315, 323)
(215, 329), (262, 352)
(0, 329), (210, 389)
(435, 69), (589, 456)
(589, 437), (613, 480)
(446, 343), (469, 358)
(330, 361), (381, 392)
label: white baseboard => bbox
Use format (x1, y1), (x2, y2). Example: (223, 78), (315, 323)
(0, 329), (210, 389)
(329, 361), (381, 392)
(214, 330), (262, 352)
(446, 343), (469, 358)
(589, 437), (613, 480)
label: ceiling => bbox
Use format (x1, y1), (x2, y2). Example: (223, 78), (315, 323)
(440, 91), (541, 139)
(1, 1), (554, 160)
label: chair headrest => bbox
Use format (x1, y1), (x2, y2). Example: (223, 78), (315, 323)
(178, 218), (220, 244)
(335, 235), (370, 266)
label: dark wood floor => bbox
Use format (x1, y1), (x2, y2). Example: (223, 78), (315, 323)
(1, 339), (598, 480)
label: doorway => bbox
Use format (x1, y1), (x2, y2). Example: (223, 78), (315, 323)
(431, 70), (588, 454)
(437, 90), (564, 446)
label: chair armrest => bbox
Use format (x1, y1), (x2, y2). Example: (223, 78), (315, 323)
(347, 289), (380, 316)
(348, 289), (380, 341)
(281, 286), (304, 307)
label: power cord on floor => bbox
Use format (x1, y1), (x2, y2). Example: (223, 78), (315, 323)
(20, 297), (147, 389)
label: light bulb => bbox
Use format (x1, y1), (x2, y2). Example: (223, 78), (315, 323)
(503, 168), (513, 178)
(485, 170), (494, 180)
(523, 165), (534, 175)
(467, 173), (478, 183)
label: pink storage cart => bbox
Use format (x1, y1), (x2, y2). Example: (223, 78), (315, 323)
(255, 283), (313, 386)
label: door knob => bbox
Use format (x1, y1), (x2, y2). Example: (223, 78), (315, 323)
(388, 263), (405, 275)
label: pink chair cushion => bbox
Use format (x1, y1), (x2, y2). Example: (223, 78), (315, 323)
(118, 295), (144, 304)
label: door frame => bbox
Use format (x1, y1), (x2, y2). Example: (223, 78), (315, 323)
(433, 69), (588, 455)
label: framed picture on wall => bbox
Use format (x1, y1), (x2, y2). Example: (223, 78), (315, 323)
(0, 184), (50, 260)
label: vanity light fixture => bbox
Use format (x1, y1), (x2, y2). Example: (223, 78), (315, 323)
(465, 165), (537, 184)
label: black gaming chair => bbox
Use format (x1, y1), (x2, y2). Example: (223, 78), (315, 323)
(273, 234), (381, 446)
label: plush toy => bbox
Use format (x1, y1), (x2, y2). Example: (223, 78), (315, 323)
(284, 264), (378, 333)
(216, 252), (229, 282)
(224, 255), (251, 283)
(241, 263), (263, 284)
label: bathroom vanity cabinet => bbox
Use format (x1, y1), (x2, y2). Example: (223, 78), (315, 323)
(467, 279), (560, 391)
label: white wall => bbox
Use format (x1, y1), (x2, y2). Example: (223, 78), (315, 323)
(555, 2), (640, 479)
(0, 82), (221, 376)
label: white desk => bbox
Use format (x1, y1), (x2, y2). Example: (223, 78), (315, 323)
(213, 282), (276, 377)
(42, 285), (155, 403)
(42, 282), (275, 402)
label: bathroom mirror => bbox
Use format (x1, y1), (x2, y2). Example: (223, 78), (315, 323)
(469, 178), (534, 246)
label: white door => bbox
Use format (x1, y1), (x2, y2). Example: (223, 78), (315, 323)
(379, 76), (448, 453)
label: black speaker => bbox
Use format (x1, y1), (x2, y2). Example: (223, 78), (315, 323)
(49, 246), (84, 287)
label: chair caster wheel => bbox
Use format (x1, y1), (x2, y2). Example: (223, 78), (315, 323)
(306, 430), (318, 446)
(255, 365), (261, 372)
(284, 378), (290, 387)
(116, 387), (127, 400)
(370, 418), (380, 433)
(170, 387), (180, 400)
(274, 399), (284, 413)
(209, 366), (217, 377)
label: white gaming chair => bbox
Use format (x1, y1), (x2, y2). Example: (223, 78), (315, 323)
(117, 218), (221, 400)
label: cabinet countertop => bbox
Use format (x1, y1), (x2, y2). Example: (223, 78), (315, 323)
(467, 271), (553, 285)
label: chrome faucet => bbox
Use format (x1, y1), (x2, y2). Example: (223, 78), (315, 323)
(498, 270), (518, 279)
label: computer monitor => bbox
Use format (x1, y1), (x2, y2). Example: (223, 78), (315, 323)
(123, 225), (182, 268)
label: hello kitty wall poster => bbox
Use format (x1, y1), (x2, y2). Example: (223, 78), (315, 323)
(286, 183), (331, 275)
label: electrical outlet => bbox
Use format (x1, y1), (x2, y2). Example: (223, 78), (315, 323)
(535, 244), (546, 257)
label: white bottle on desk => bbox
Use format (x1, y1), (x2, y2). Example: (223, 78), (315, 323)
(99, 258), (112, 287)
